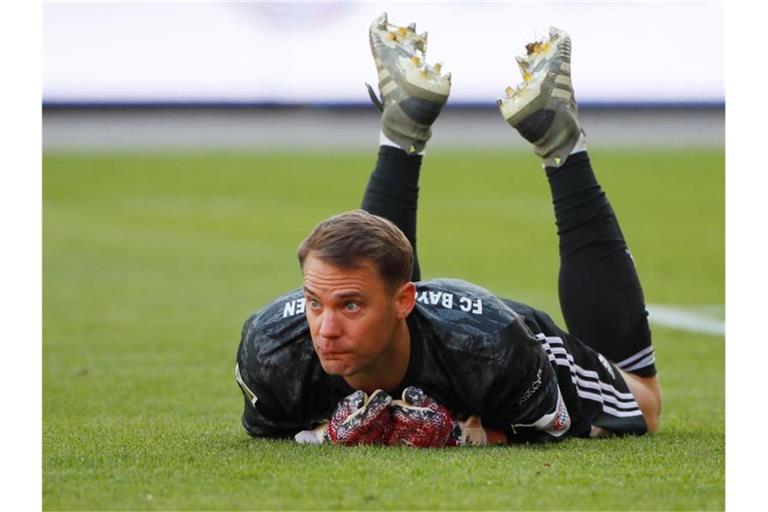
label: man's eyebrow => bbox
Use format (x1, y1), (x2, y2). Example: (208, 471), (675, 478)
(334, 291), (365, 300)
(302, 286), (364, 301)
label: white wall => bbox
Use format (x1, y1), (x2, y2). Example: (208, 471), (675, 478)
(44, 1), (724, 104)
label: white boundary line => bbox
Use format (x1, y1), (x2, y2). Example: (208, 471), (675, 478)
(646, 304), (724, 337)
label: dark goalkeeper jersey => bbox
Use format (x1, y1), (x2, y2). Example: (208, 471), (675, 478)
(235, 278), (646, 443)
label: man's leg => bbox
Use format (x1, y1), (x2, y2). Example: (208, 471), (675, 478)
(546, 151), (661, 432)
(361, 147), (424, 281)
(360, 13), (451, 282)
(546, 153), (655, 378)
(498, 27), (661, 430)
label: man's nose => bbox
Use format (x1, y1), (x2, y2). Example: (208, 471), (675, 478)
(318, 310), (342, 339)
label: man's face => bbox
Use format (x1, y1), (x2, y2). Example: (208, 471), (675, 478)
(302, 254), (410, 378)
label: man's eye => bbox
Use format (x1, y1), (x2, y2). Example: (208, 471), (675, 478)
(344, 302), (360, 312)
(308, 298), (321, 309)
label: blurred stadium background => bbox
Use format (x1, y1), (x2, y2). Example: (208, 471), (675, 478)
(44, 2), (723, 152)
(42, 2), (725, 510)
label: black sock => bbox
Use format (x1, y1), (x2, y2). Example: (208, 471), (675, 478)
(361, 145), (423, 282)
(546, 152), (655, 377)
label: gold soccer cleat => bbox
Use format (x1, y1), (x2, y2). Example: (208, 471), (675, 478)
(367, 12), (451, 154)
(497, 27), (582, 167)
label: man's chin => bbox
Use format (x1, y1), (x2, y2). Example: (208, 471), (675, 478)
(318, 359), (358, 377)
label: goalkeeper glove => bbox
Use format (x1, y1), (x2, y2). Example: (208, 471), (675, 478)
(325, 389), (393, 445)
(386, 387), (488, 447)
(295, 387), (491, 447)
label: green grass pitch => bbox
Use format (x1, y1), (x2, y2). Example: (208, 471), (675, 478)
(43, 148), (724, 510)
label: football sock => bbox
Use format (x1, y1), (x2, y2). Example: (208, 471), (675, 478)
(569, 130), (587, 156)
(545, 152), (656, 377)
(361, 145), (423, 282)
(379, 131), (426, 156)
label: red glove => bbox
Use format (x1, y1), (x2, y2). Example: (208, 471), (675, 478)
(386, 387), (462, 448)
(326, 389), (393, 445)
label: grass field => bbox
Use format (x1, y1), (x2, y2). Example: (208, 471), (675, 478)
(43, 148), (724, 510)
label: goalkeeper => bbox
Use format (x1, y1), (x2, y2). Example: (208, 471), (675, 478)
(235, 13), (662, 446)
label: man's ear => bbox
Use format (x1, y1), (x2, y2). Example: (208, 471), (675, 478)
(394, 281), (416, 319)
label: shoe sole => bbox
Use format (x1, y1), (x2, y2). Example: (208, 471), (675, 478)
(369, 13), (450, 105)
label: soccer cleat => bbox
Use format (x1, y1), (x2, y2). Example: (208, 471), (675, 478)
(497, 27), (582, 167)
(368, 12), (451, 154)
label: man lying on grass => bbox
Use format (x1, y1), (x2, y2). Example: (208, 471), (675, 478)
(235, 14), (662, 447)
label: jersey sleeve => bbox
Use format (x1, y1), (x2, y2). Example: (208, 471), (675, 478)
(482, 321), (572, 443)
(235, 359), (304, 438)
(235, 293), (326, 438)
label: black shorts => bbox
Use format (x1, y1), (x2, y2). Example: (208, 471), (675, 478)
(506, 299), (648, 437)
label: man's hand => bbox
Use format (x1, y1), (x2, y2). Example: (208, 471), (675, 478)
(386, 387), (465, 447)
(326, 389), (393, 445)
(297, 387), (502, 447)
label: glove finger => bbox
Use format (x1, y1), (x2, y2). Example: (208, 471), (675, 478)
(391, 387), (441, 425)
(331, 390), (367, 425)
(402, 386), (444, 412)
(390, 402), (435, 423)
(402, 386), (428, 407)
(342, 389), (392, 426)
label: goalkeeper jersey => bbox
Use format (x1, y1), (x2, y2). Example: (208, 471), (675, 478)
(235, 278), (646, 442)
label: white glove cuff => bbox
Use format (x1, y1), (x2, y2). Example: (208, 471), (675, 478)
(294, 422), (329, 444)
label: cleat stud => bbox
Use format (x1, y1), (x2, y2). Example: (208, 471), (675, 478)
(376, 12), (388, 29)
(496, 98), (504, 107)
(387, 31), (396, 41)
(505, 86), (515, 98)
(398, 26), (407, 36)
(408, 22), (416, 32)
(526, 40), (546, 56)
(549, 26), (563, 39)
(411, 55), (421, 66)
(434, 62), (442, 73)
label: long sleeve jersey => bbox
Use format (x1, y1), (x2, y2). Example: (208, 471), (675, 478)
(235, 278), (646, 442)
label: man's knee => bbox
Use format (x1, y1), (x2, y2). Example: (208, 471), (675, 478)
(621, 371), (662, 433)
